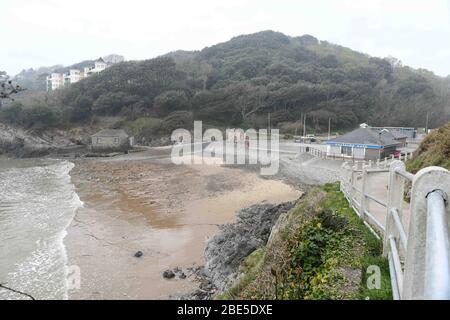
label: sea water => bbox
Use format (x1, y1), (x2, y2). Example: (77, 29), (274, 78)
(0, 159), (82, 300)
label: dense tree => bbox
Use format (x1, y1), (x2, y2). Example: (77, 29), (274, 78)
(0, 101), (24, 124)
(71, 96), (93, 121)
(1, 71), (25, 102)
(159, 110), (193, 134)
(23, 105), (59, 129)
(7, 31), (450, 132)
(153, 90), (190, 117)
(92, 92), (128, 115)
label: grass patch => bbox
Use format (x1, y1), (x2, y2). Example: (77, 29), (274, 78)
(217, 249), (266, 300)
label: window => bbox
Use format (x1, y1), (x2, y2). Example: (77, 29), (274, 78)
(341, 146), (352, 156)
(114, 137), (119, 144)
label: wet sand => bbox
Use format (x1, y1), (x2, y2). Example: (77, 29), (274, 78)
(65, 155), (301, 299)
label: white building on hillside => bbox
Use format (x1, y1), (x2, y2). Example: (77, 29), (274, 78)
(84, 58), (108, 76)
(64, 69), (82, 86)
(46, 73), (64, 91)
(46, 57), (113, 91)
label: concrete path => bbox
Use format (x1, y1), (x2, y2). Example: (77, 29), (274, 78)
(354, 170), (410, 233)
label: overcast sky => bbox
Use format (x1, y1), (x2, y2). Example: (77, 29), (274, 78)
(2, 0), (450, 77)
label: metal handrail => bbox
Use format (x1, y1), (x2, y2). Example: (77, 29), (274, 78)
(388, 252), (401, 300)
(425, 190), (450, 299)
(366, 168), (390, 173)
(389, 236), (404, 297)
(390, 208), (408, 249)
(365, 193), (387, 208)
(364, 210), (385, 233)
(341, 160), (450, 300)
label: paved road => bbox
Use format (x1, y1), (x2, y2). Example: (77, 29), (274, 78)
(105, 141), (343, 190)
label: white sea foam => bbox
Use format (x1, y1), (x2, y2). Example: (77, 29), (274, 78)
(0, 159), (82, 300)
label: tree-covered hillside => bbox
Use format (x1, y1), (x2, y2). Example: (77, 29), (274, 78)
(3, 31), (450, 139)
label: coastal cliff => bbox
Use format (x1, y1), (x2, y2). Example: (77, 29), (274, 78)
(0, 123), (88, 158)
(0, 123), (53, 157)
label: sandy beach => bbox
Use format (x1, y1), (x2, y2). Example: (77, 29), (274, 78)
(65, 152), (301, 299)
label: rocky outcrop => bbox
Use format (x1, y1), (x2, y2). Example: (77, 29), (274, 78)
(0, 123), (88, 158)
(203, 201), (295, 291)
(0, 123), (91, 158)
(0, 124), (53, 157)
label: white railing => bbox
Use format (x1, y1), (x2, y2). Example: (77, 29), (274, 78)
(300, 145), (414, 163)
(340, 160), (450, 300)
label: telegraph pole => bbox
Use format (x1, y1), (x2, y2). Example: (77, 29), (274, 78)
(303, 114), (307, 137)
(300, 113), (303, 135)
(328, 117), (331, 140)
(425, 111), (429, 134)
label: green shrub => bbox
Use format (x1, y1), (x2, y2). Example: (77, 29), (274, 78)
(125, 117), (162, 136)
(220, 183), (391, 300)
(0, 102), (24, 125)
(406, 121), (450, 172)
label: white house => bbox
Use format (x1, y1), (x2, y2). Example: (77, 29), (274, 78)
(64, 69), (82, 86)
(46, 73), (64, 91)
(84, 58), (108, 76)
(46, 57), (112, 91)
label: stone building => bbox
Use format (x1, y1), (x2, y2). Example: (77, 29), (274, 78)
(91, 129), (131, 152)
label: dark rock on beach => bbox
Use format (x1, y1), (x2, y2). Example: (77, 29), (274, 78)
(162, 267), (189, 281)
(169, 201), (297, 300)
(163, 269), (175, 279)
(204, 201), (295, 292)
(175, 266), (217, 300)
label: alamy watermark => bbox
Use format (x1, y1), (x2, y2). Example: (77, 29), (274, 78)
(366, 265), (381, 290)
(170, 121), (280, 175)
